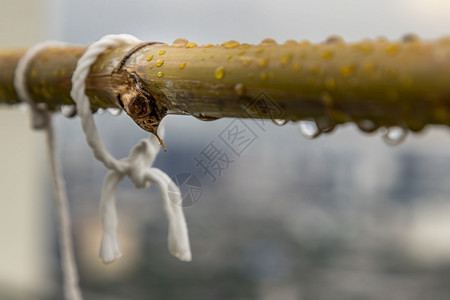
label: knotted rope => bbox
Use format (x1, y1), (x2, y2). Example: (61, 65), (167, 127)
(70, 34), (191, 264)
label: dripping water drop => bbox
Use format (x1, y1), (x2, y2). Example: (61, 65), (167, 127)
(272, 119), (288, 126)
(298, 120), (320, 139)
(382, 127), (408, 145)
(357, 120), (378, 133)
(61, 105), (77, 118)
(107, 108), (122, 116)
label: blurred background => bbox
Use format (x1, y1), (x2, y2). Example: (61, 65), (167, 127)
(2, 0), (450, 299)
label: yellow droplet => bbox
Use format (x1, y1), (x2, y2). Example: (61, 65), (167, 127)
(205, 43), (213, 48)
(186, 42), (198, 48)
(221, 40), (240, 48)
(341, 65), (355, 77)
(353, 43), (373, 54)
(239, 43), (250, 49)
(237, 51), (245, 56)
(180, 63), (186, 69)
(284, 40), (298, 45)
(201, 58), (205, 61)
(242, 59), (251, 66)
(156, 59), (164, 67)
(280, 53), (293, 66)
(385, 44), (399, 54)
(299, 40), (311, 46)
(255, 48), (264, 54)
(215, 66), (225, 79)
(172, 38), (188, 48)
(258, 58), (268, 67)
(157, 71), (163, 78)
(292, 63), (301, 71)
(210, 55), (214, 59)
(146, 54), (153, 61)
(260, 38), (277, 45)
(321, 51), (333, 60)
(260, 71), (269, 81)
(159, 49), (166, 55)
(227, 55), (233, 60)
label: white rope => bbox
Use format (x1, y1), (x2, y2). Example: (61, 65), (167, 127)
(70, 34), (191, 264)
(14, 42), (82, 300)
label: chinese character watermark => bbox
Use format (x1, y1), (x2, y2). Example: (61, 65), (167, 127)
(171, 91), (284, 207)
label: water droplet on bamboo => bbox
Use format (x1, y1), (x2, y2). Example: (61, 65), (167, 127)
(280, 53), (293, 67)
(260, 38), (277, 45)
(325, 35), (344, 44)
(321, 50), (333, 60)
(156, 59), (164, 67)
(172, 38), (188, 48)
(159, 49), (166, 55)
(186, 42), (198, 48)
(402, 34), (420, 43)
(146, 54), (153, 61)
(61, 105), (77, 118)
(299, 120), (320, 139)
(357, 120), (378, 133)
(221, 40), (240, 48)
(299, 40), (311, 46)
(157, 71), (163, 78)
(108, 108), (122, 116)
(284, 40), (298, 45)
(385, 44), (399, 55)
(382, 127), (408, 145)
(180, 63), (186, 69)
(242, 59), (251, 66)
(272, 119), (288, 126)
(316, 118), (336, 133)
(215, 66), (225, 79)
(341, 65), (355, 77)
(258, 58), (268, 67)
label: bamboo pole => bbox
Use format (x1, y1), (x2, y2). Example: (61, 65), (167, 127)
(1, 36), (450, 133)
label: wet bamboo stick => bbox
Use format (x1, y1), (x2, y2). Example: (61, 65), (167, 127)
(1, 36), (450, 133)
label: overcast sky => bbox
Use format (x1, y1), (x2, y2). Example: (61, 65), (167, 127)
(59, 0), (450, 44)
